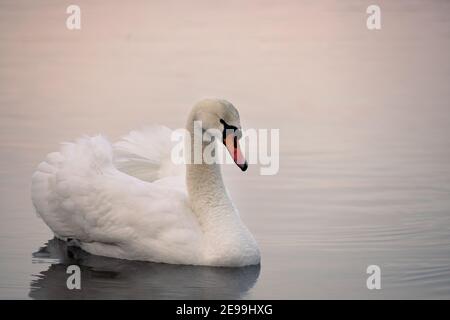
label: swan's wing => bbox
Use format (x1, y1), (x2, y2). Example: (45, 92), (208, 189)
(113, 126), (185, 182)
(31, 136), (202, 263)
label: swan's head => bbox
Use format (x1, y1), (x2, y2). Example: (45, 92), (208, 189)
(189, 99), (248, 171)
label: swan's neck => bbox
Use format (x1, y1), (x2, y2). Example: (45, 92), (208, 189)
(185, 121), (237, 228)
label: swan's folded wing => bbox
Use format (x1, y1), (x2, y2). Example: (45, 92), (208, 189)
(31, 135), (118, 242)
(31, 135), (202, 263)
(113, 126), (185, 182)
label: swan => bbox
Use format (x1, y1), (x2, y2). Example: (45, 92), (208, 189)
(31, 99), (260, 267)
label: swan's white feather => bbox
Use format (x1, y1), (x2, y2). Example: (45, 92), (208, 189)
(31, 133), (204, 265)
(113, 126), (185, 182)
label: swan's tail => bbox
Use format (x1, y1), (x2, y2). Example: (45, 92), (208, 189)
(113, 126), (184, 182)
(31, 135), (113, 239)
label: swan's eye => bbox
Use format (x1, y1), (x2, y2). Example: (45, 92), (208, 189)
(220, 119), (240, 140)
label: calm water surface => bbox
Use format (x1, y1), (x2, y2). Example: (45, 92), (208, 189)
(1, 0), (450, 299)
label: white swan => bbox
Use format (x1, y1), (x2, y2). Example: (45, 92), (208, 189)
(31, 99), (260, 267)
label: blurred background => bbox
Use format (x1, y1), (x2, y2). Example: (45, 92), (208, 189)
(1, 0), (449, 299)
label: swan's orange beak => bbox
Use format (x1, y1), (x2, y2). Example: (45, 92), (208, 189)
(224, 133), (248, 171)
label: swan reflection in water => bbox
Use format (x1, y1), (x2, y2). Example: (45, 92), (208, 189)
(29, 238), (260, 299)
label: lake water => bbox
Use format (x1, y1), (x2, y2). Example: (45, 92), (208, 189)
(1, 0), (450, 299)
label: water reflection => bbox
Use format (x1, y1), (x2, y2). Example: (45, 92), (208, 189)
(29, 238), (260, 299)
